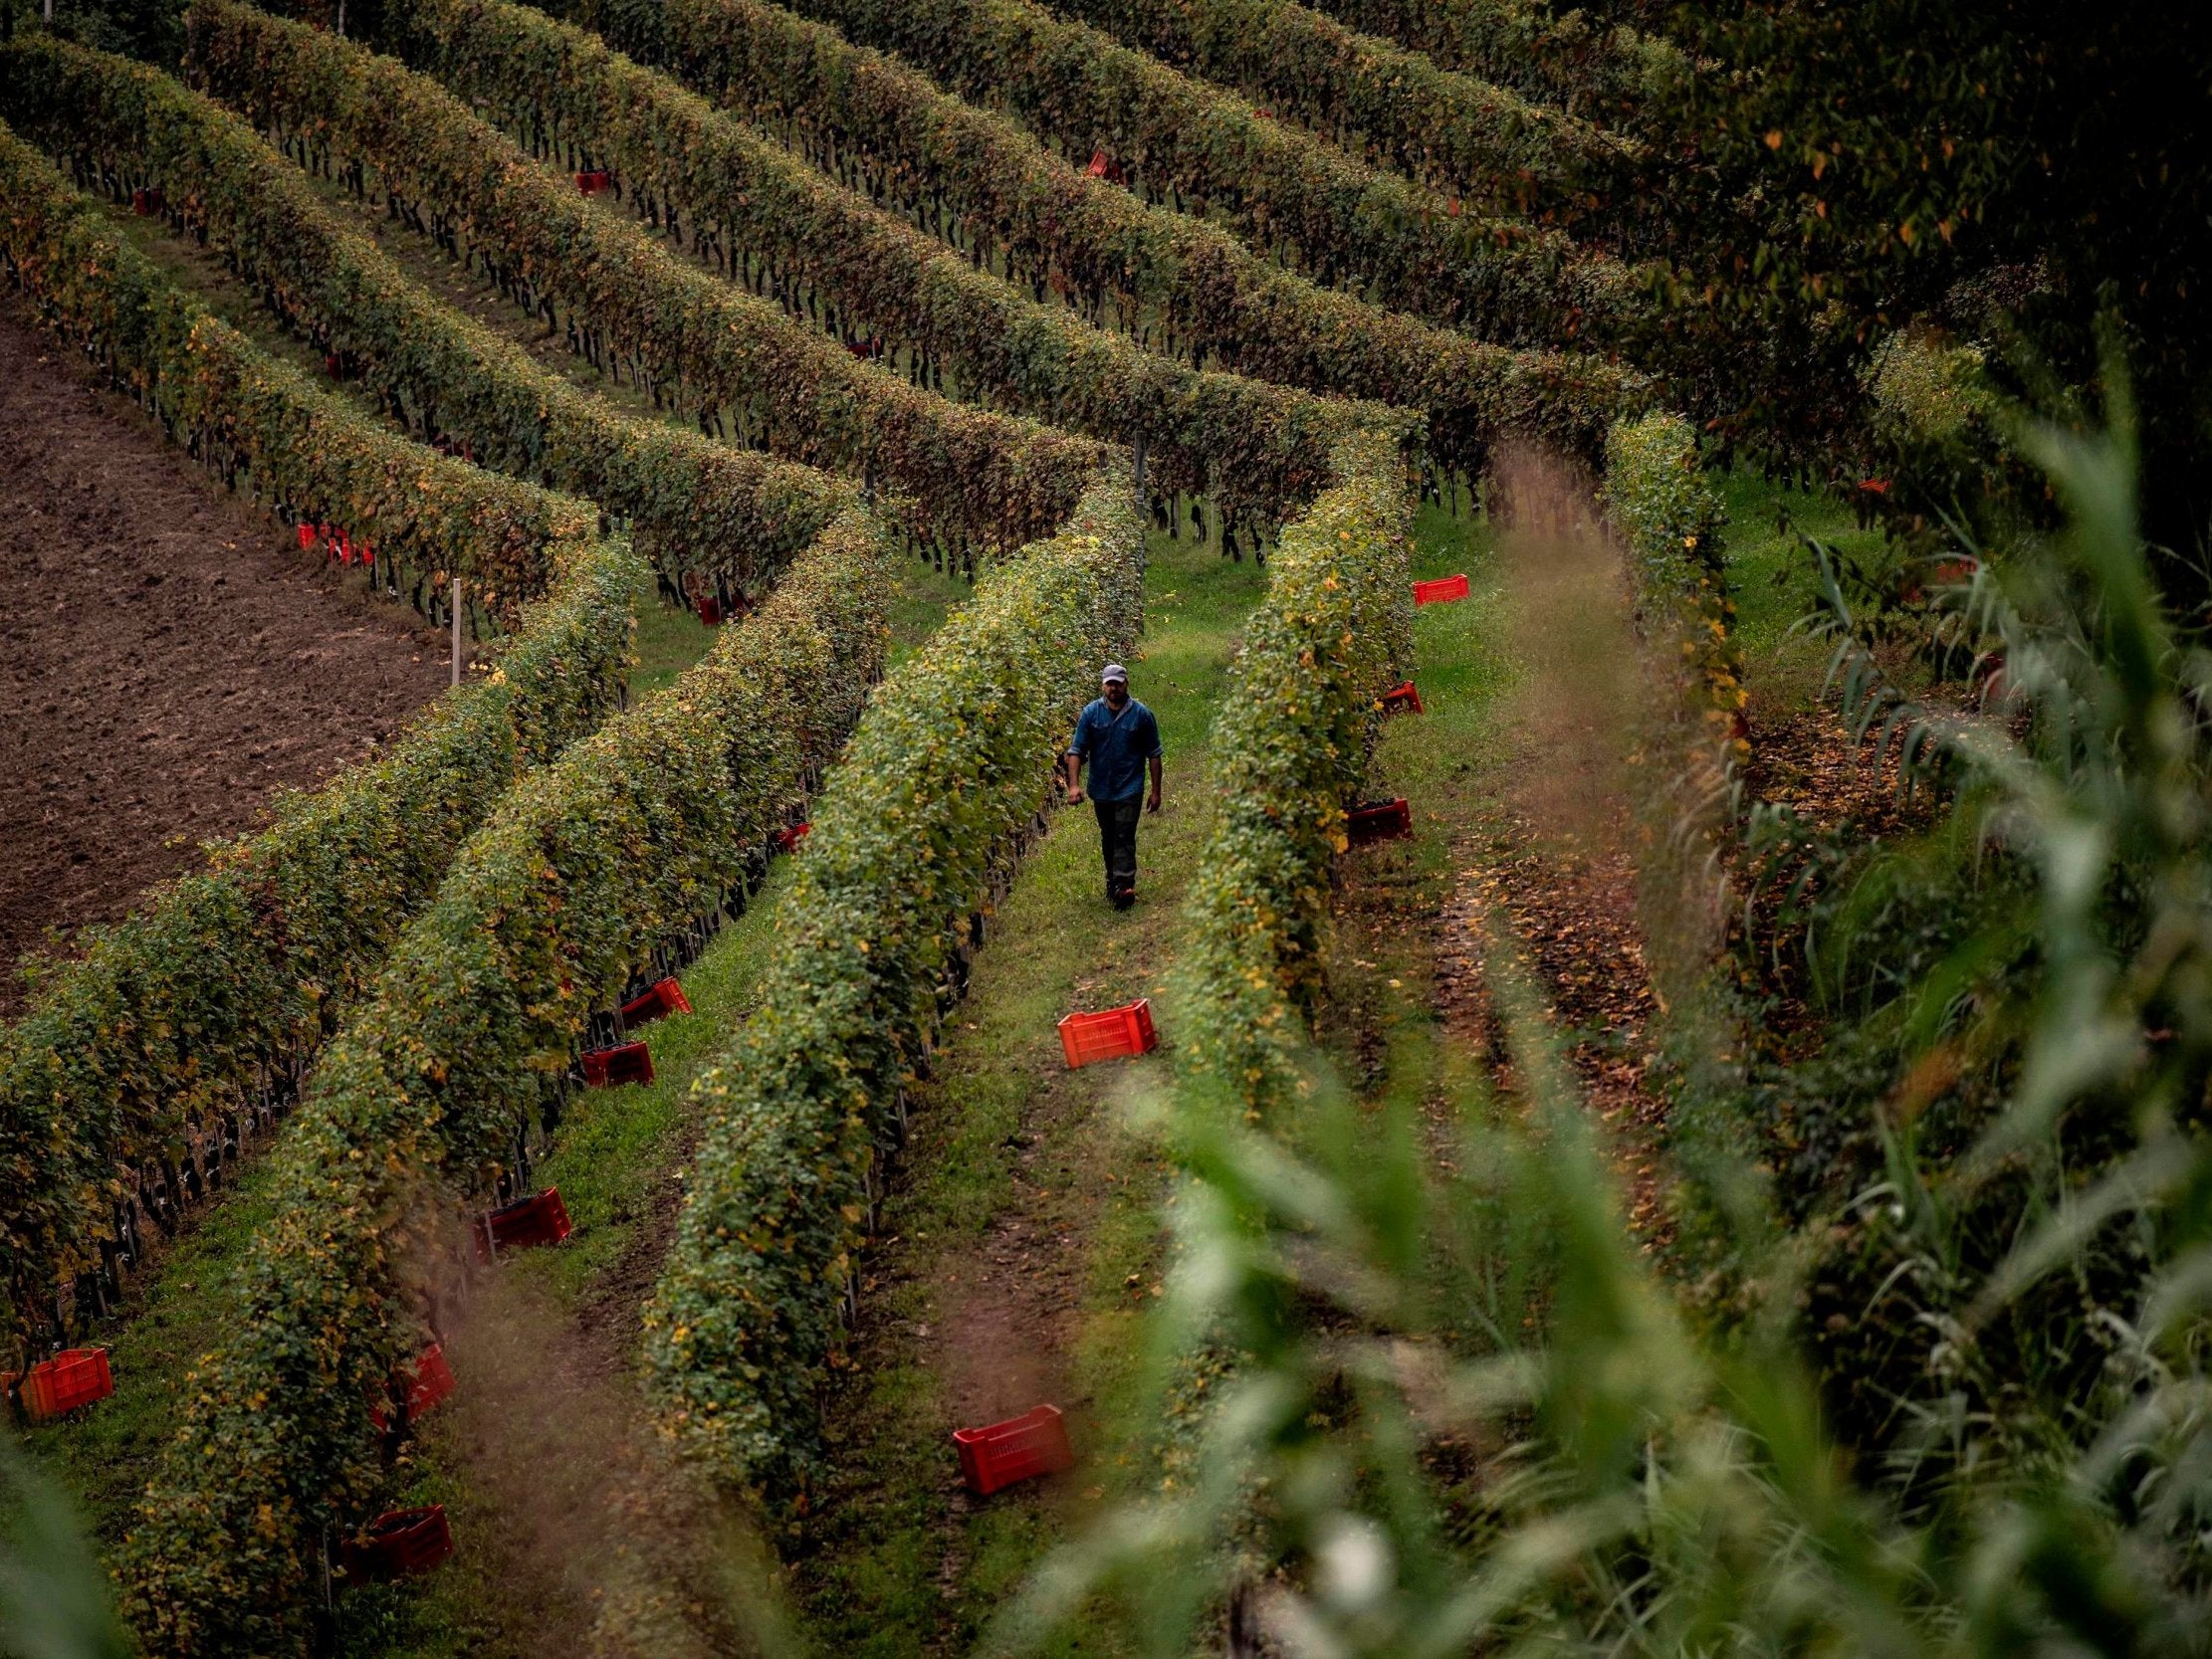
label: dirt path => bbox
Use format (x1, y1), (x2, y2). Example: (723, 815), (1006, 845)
(0, 295), (448, 1009)
(1434, 827), (1673, 1244)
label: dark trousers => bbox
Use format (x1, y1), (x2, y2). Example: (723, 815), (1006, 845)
(1093, 796), (1141, 901)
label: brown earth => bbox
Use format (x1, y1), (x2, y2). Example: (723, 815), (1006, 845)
(0, 295), (449, 1010)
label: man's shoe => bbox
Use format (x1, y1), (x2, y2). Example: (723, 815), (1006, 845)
(1110, 886), (1135, 911)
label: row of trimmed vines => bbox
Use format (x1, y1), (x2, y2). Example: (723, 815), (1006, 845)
(1302, 0), (1680, 121)
(0, 35), (858, 601)
(1050, 0), (1641, 236)
(643, 472), (1144, 1509)
(185, 0), (1111, 565)
(116, 510), (894, 1658)
(1176, 432), (1415, 1119)
(388, 0), (1410, 529)
(560, 0), (1653, 484)
(1600, 410), (1747, 826)
(760, 0), (1652, 348)
(0, 122), (640, 1358)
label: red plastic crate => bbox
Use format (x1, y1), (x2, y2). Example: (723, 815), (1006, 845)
(478, 1187), (572, 1257)
(1413, 573), (1469, 606)
(131, 186), (164, 216)
(620, 976), (693, 1027)
(696, 595), (724, 626)
(408, 1343), (457, 1415)
(582, 1040), (654, 1089)
(1348, 798), (1413, 846)
(574, 168), (610, 194)
(371, 1342), (457, 1429)
(339, 1506), (453, 1583)
(1381, 680), (1425, 715)
(775, 822), (812, 855)
(14, 1348), (112, 1422)
(954, 1404), (1075, 1497)
(1057, 999), (1158, 1069)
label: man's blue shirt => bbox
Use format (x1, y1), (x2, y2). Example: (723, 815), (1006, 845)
(1070, 697), (1162, 803)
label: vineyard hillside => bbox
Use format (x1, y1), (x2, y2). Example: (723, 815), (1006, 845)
(2, 1), (2204, 1656)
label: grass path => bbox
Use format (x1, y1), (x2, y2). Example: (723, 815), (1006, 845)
(782, 523), (1265, 1658)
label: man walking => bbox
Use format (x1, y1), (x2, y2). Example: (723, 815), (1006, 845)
(1064, 663), (1163, 910)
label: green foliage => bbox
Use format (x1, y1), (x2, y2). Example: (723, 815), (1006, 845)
(0, 35), (858, 597)
(116, 509), (892, 1657)
(1601, 410), (1745, 785)
(0, 121), (638, 1354)
(645, 473), (1143, 1506)
(1177, 434), (1414, 1120)
(553, 0), (1653, 482)
(381, 0), (1408, 528)
(1050, 0), (1638, 232)
(760, 0), (1652, 351)
(1, 1436), (129, 1659)
(185, 0), (1112, 556)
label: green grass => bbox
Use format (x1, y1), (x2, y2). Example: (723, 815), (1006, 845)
(1718, 469), (1894, 709)
(1309, 496), (1512, 1097)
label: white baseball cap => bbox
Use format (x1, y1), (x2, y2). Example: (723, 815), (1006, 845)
(1101, 663), (1129, 684)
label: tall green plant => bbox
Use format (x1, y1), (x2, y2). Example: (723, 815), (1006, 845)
(997, 395), (2212, 1658)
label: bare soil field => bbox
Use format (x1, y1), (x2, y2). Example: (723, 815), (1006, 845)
(0, 296), (450, 1010)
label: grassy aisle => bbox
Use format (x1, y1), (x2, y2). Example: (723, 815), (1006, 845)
(326, 555), (969, 1659)
(784, 524), (1266, 1658)
(1311, 502), (1508, 1124)
(332, 861), (797, 1658)
(1318, 472), (1883, 1266)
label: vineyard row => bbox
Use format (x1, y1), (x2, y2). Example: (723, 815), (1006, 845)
(646, 470), (1145, 1505)
(117, 510), (894, 1656)
(765, 0), (1652, 347)
(188, 0), (1109, 563)
(1178, 431), (1414, 1120)
(1051, 0), (1641, 233)
(0, 122), (640, 1354)
(1, 36), (861, 603)
(391, 0), (1408, 528)
(555, 0), (1653, 487)
(1303, 0), (1678, 121)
